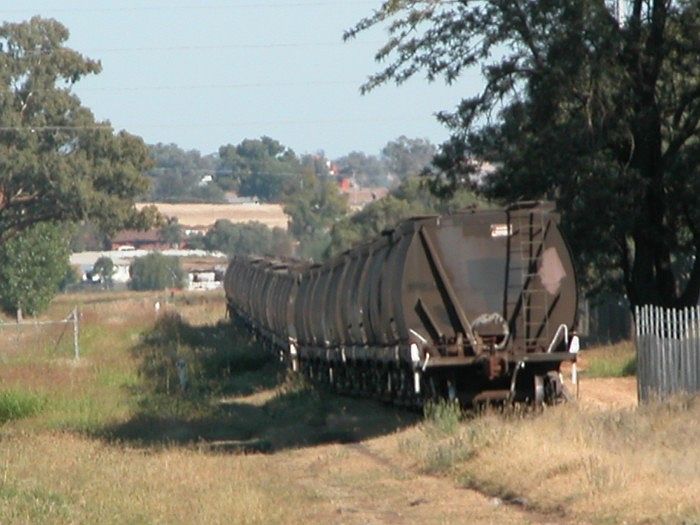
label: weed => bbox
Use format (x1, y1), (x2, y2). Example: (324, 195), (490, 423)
(0, 389), (46, 424)
(422, 436), (473, 474)
(423, 399), (461, 435)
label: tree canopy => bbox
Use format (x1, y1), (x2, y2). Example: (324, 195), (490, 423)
(0, 222), (71, 315)
(129, 253), (185, 291)
(92, 256), (115, 287)
(217, 137), (304, 202)
(196, 220), (293, 258)
(334, 151), (388, 187)
(381, 136), (436, 182)
(0, 17), (157, 243)
(146, 143), (224, 203)
(349, 0), (700, 307)
(284, 168), (349, 258)
(327, 176), (485, 256)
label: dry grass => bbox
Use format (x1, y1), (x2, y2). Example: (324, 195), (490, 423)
(136, 202), (289, 230)
(0, 291), (412, 523)
(407, 398), (700, 524)
(1, 293), (698, 524)
(0, 431), (311, 524)
(0, 291), (313, 524)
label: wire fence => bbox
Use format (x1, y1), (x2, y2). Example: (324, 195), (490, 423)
(634, 305), (700, 402)
(0, 307), (80, 360)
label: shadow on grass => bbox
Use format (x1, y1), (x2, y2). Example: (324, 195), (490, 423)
(100, 313), (417, 452)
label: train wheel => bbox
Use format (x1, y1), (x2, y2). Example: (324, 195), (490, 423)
(533, 374), (544, 405)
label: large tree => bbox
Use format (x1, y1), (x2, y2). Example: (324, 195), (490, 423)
(334, 150), (388, 187)
(146, 143), (224, 203)
(381, 136), (436, 182)
(348, 0), (700, 308)
(217, 136), (303, 202)
(327, 175), (484, 256)
(284, 169), (349, 246)
(0, 17), (156, 243)
(202, 219), (293, 258)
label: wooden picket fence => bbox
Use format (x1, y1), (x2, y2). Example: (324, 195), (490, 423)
(634, 305), (700, 402)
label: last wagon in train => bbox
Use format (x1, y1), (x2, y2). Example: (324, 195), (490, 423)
(225, 202), (580, 406)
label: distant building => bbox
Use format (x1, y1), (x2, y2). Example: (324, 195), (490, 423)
(187, 271), (222, 291)
(181, 257), (226, 291)
(198, 175), (214, 186)
(110, 230), (172, 251)
(70, 249), (228, 290)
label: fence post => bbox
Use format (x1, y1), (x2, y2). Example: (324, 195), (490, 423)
(635, 305), (641, 402)
(73, 306), (80, 361)
(635, 304), (700, 402)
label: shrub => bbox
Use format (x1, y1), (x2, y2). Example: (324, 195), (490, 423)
(129, 253), (185, 291)
(0, 223), (71, 315)
(92, 256), (115, 286)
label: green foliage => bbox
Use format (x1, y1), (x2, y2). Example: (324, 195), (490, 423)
(202, 219), (293, 258)
(217, 136), (303, 202)
(334, 150), (388, 187)
(284, 171), (348, 259)
(146, 143), (224, 203)
(327, 176), (485, 256)
(92, 256), (114, 285)
(381, 136), (436, 182)
(0, 390), (46, 424)
(0, 222), (71, 315)
(285, 174), (348, 238)
(423, 400), (462, 436)
(159, 217), (184, 247)
(69, 222), (110, 252)
(349, 1), (700, 307)
(59, 265), (82, 292)
(129, 253), (185, 291)
(134, 313), (275, 401)
(297, 231), (331, 261)
(0, 17), (155, 242)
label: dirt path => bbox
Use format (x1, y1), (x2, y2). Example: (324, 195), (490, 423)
(218, 389), (578, 524)
(576, 376), (637, 409)
(214, 374), (638, 524)
(285, 435), (544, 524)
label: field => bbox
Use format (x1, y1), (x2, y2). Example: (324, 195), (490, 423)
(135, 202), (289, 230)
(0, 292), (697, 524)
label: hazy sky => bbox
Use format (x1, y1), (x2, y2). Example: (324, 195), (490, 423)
(2, 1), (482, 157)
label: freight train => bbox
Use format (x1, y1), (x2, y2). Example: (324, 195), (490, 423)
(224, 202), (580, 406)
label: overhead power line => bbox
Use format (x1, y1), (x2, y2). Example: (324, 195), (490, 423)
(84, 40), (381, 53)
(0, 1), (378, 14)
(77, 79), (360, 92)
(18, 40), (381, 56)
(0, 116), (428, 133)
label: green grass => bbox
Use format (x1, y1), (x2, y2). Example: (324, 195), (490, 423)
(584, 341), (637, 377)
(0, 389), (46, 424)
